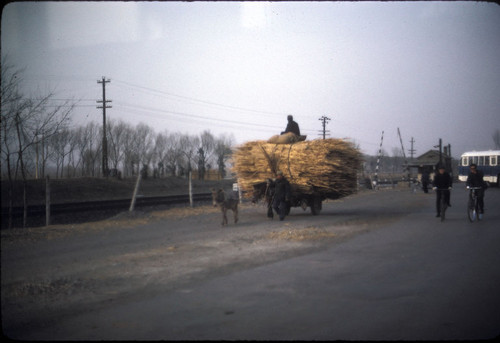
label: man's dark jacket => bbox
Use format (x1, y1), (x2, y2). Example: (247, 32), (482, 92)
(432, 172), (453, 189)
(466, 170), (486, 188)
(283, 120), (300, 136)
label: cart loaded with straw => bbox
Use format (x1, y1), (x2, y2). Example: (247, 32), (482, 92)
(232, 135), (363, 215)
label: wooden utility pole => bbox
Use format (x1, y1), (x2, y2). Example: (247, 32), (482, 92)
(397, 128), (411, 186)
(97, 77), (112, 177)
(374, 130), (384, 189)
(435, 138), (442, 166)
(318, 116), (331, 139)
(408, 137), (416, 160)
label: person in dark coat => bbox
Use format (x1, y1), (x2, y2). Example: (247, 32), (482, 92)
(432, 165), (453, 217)
(421, 169), (430, 193)
(265, 178), (275, 219)
(272, 171), (291, 221)
(466, 163), (487, 216)
(281, 115), (300, 136)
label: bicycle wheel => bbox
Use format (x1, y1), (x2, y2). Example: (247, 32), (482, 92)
(441, 196), (447, 222)
(467, 196), (476, 222)
(476, 198), (481, 221)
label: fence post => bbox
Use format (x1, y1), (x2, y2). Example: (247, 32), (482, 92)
(189, 171), (193, 207)
(129, 172), (142, 212)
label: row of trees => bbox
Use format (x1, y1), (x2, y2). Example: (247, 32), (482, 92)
(1, 116), (234, 182)
(1, 62), (234, 183)
(4, 117), (234, 181)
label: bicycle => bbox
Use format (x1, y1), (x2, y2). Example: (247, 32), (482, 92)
(411, 179), (421, 193)
(467, 186), (483, 222)
(434, 188), (451, 222)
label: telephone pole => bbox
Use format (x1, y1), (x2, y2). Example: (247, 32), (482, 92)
(397, 128), (410, 186)
(408, 137), (416, 161)
(434, 138), (443, 166)
(374, 130), (384, 189)
(318, 116), (331, 139)
(97, 77), (112, 177)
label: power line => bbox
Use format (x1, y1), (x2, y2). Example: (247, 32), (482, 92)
(116, 105), (278, 134)
(117, 102), (274, 129)
(113, 79), (288, 116)
(116, 103), (299, 133)
(115, 102), (320, 136)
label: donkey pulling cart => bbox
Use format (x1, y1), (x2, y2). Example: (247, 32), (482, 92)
(232, 136), (362, 216)
(250, 179), (326, 215)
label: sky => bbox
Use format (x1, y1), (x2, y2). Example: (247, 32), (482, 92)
(2, 1), (500, 159)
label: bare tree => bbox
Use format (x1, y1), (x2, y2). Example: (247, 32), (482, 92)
(72, 126), (89, 177)
(152, 131), (169, 177)
(64, 127), (81, 177)
(179, 133), (199, 177)
(1, 59), (74, 227)
(1, 61), (25, 228)
(49, 128), (72, 178)
(197, 130), (215, 180)
(79, 122), (102, 177)
(122, 125), (139, 177)
(107, 119), (129, 173)
(214, 133), (234, 179)
(135, 123), (155, 178)
(164, 132), (182, 176)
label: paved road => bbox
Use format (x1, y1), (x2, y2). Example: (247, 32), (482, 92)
(3, 187), (500, 340)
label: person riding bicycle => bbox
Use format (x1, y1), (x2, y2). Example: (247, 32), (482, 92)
(432, 165), (452, 217)
(466, 163), (487, 216)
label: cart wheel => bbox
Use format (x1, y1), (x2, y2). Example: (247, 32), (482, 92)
(310, 196), (322, 215)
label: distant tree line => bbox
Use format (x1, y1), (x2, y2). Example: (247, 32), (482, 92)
(1, 60), (234, 183)
(1, 116), (234, 181)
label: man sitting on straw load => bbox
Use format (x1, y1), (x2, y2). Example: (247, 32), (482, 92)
(267, 115), (302, 144)
(272, 171), (291, 221)
(281, 115), (301, 136)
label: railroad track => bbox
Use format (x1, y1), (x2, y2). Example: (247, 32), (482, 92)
(1, 193), (213, 217)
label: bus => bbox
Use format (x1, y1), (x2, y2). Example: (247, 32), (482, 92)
(458, 150), (500, 186)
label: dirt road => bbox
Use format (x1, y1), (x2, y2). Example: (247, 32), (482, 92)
(2, 187), (499, 340)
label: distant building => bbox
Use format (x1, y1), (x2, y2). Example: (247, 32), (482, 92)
(408, 149), (455, 181)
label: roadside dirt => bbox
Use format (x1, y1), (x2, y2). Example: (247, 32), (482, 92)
(1, 188), (427, 338)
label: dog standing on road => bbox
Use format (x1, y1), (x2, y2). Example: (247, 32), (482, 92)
(211, 188), (239, 226)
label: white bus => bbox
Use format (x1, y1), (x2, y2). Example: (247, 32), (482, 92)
(458, 150), (500, 186)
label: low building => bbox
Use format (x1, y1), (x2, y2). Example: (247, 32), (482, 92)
(408, 149), (455, 182)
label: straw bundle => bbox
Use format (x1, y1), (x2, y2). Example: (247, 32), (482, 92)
(232, 138), (362, 199)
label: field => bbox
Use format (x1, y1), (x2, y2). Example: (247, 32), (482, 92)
(1, 176), (235, 229)
(1, 176), (235, 207)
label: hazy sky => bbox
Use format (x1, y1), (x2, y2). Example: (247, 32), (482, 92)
(2, 1), (500, 158)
